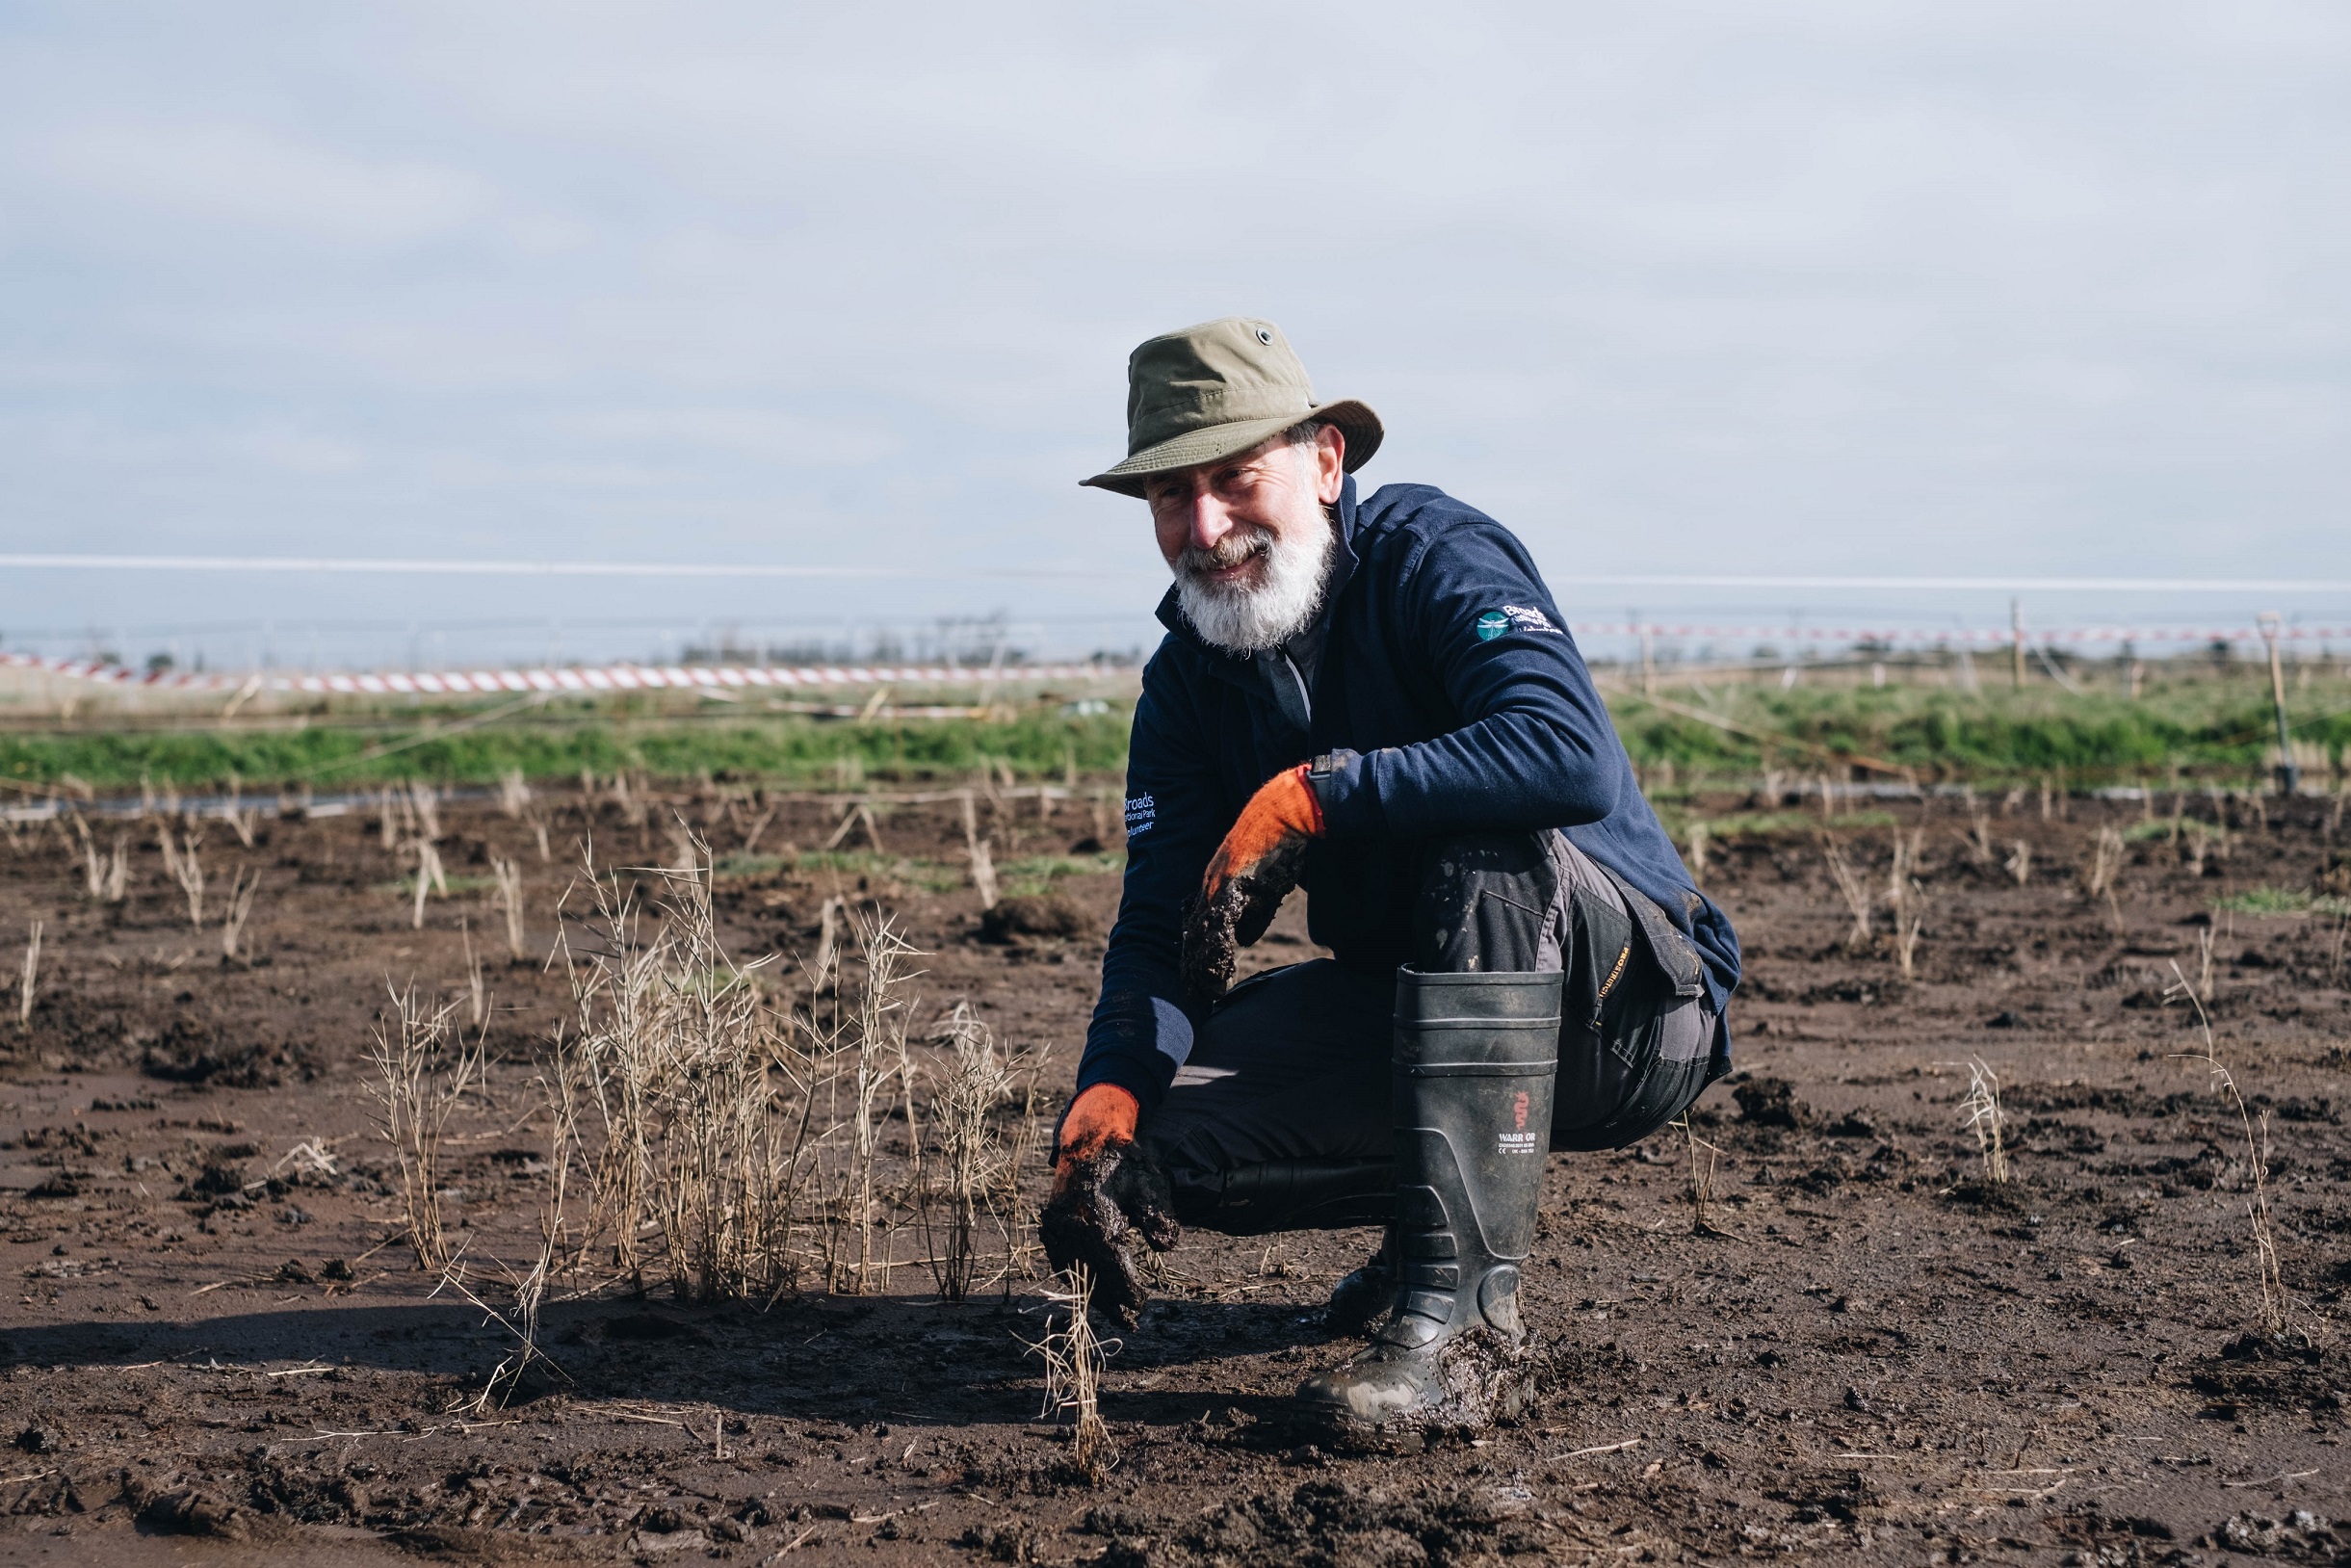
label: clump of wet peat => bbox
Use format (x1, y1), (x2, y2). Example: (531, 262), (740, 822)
(1081, 1479), (1542, 1567)
(979, 893), (1096, 944)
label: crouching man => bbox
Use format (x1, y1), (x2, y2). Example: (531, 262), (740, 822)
(1041, 318), (1741, 1443)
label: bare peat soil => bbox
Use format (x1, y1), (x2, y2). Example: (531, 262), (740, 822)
(4, 785), (2350, 1566)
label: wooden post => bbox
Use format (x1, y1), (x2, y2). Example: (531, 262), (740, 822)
(2009, 599), (2026, 691)
(2260, 613), (2297, 795)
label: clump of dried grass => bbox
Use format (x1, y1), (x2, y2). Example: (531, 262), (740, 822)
(159, 824), (205, 928)
(410, 839), (447, 929)
(1027, 1265), (1116, 1484)
(220, 867), (260, 961)
(919, 1002), (1048, 1301)
(366, 985), (482, 1271)
(1820, 836), (1871, 949)
(1959, 1058), (2009, 1183)
(2164, 960), (2286, 1335)
(1964, 796), (1995, 866)
(490, 856), (526, 959)
(961, 792), (1000, 910)
(554, 826), (824, 1304)
(2005, 839), (2033, 887)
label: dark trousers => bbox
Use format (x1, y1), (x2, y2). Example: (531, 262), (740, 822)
(1141, 831), (1721, 1235)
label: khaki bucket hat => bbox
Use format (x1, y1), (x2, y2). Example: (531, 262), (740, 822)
(1081, 316), (1382, 497)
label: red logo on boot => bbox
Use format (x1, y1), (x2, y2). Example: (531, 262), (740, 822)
(1499, 1088), (1538, 1153)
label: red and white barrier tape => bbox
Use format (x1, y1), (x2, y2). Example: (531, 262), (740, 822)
(6, 621), (2347, 694)
(0, 653), (1125, 695)
(1575, 623), (2351, 646)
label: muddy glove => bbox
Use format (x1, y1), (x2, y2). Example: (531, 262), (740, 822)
(1038, 1085), (1180, 1328)
(1181, 763), (1326, 1006)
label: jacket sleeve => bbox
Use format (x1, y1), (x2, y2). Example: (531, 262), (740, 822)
(1314, 519), (1624, 838)
(1073, 653), (1226, 1118)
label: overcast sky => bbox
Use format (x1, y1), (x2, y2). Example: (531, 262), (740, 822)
(3, 2), (2347, 666)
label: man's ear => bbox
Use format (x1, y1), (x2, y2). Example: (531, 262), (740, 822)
(1313, 424), (1346, 505)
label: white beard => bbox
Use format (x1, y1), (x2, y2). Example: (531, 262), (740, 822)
(1173, 511), (1335, 654)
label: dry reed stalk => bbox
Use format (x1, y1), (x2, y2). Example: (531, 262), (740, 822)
(1966, 801), (1995, 866)
(2163, 960), (2286, 1334)
(666, 821), (700, 875)
(808, 896), (845, 992)
(740, 804), (777, 855)
(1685, 822), (1710, 888)
(1893, 882), (1927, 980)
(69, 816), (101, 899)
(220, 866), (260, 961)
(2005, 840), (2032, 887)
(411, 839), (447, 929)
(2196, 927), (2216, 1002)
(528, 811), (552, 863)
(462, 919), (487, 1029)
(498, 769), (531, 818)
(961, 793), (1000, 910)
(433, 1048), (581, 1412)
(377, 787), (406, 850)
(366, 985), (479, 1270)
(1820, 836), (1872, 948)
(226, 804), (258, 849)
(17, 920), (39, 1027)
(2084, 825), (2125, 899)
(161, 825), (205, 928)
(1671, 1113), (1727, 1236)
(1028, 1265), (1115, 1483)
(491, 856), (527, 959)
(101, 834), (126, 902)
(408, 780), (442, 840)
(1959, 1058), (2009, 1183)
(2038, 777), (2053, 821)
(1887, 827), (1923, 906)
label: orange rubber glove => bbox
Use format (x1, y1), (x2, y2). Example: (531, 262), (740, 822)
(1181, 764), (1326, 1004)
(1040, 1084), (1177, 1327)
(1052, 1085), (1139, 1183)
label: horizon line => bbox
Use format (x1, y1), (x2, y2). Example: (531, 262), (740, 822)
(7, 556), (2351, 594)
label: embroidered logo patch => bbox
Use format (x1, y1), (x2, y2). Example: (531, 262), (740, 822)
(1123, 793), (1156, 839)
(1476, 605), (1561, 640)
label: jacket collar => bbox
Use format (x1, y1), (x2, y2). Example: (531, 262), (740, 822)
(1153, 474), (1362, 666)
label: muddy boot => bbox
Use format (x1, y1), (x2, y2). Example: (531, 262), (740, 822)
(1294, 967), (1560, 1444)
(1322, 1229), (1394, 1338)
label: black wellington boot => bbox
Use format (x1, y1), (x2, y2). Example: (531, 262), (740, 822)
(1294, 967), (1561, 1443)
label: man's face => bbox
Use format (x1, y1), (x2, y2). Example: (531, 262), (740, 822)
(1144, 426), (1346, 584)
(1144, 425), (1346, 654)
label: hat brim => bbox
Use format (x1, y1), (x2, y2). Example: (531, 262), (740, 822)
(1080, 399), (1383, 498)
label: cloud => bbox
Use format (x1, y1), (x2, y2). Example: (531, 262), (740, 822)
(25, 120), (492, 248)
(0, 0), (2344, 666)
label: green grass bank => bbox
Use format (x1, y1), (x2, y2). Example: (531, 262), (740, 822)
(3, 679), (2347, 794)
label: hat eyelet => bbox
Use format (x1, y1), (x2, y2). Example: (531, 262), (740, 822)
(1255, 327), (1272, 344)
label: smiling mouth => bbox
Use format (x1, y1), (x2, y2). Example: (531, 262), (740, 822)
(1182, 533), (1272, 588)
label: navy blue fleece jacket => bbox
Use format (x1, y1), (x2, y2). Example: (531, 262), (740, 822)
(1078, 476), (1740, 1114)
